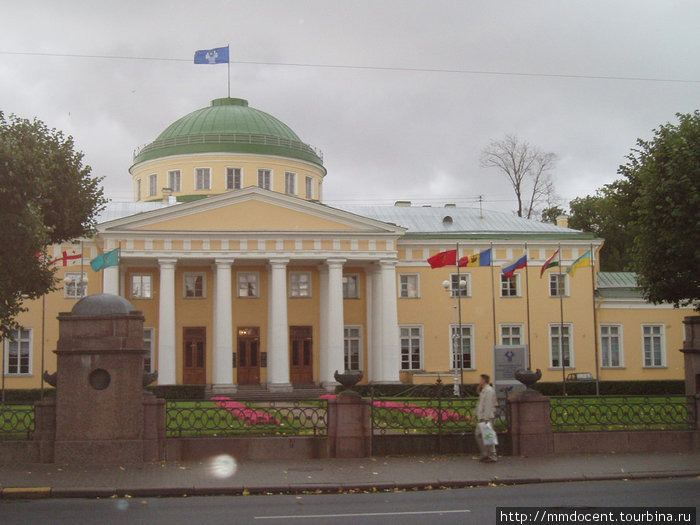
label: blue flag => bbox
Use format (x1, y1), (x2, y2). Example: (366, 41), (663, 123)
(502, 254), (527, 278)
(90, 248), (120, 272)
(194, 46), (229, 64)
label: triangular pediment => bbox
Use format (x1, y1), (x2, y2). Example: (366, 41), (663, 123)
(98, 188), (405, 235)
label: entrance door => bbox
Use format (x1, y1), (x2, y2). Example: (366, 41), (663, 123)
(183, 327), (206, 384)
(237, 327), (260, 385)
(290, 326), (313, 384)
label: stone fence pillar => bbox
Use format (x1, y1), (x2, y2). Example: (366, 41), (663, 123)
(680, 316), (700, 431)
(508, 391), (554, 456)
(327, 393), (372, 458)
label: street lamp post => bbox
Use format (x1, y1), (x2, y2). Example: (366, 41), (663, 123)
(443, 277), (467, 396)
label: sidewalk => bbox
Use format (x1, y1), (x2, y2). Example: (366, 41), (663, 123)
(1, 452), (699, 499)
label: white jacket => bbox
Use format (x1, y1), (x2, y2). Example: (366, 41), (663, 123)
(476, 383), (497, 421)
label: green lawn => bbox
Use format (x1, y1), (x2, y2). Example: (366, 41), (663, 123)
(0, 404), (34, 440)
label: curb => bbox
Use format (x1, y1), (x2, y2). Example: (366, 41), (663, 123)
(2, 471), (698, 500)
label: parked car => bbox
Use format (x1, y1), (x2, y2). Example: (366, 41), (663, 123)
(567, 372), (594, 381)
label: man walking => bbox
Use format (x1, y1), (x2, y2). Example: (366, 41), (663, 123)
(474, 373), (498, 463)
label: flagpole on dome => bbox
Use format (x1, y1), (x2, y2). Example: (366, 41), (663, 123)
(590, 243), (601, 396)
(227, 44), (231, 98)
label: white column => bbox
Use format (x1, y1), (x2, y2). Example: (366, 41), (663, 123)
(103, 266), (119, 295)
(320, 258), (346, 389)
(374, 259), (401, 383)
(212, 258), (235, 393)
(157, 258), (177, 385)
(267, 258), (292, 392)
(369, 265), (383, 382)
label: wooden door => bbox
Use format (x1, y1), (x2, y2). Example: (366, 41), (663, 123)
(183, 327), (206, 384)
(290, 326), (313, 384)
(237, 327), (260, 385)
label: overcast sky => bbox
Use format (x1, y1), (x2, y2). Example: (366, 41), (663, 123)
(1, 1), (698, 216)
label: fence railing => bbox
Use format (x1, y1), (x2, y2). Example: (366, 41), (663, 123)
(549, 395), (696, 432)
(0, 404), (35, 440)
(166, 400), (328, 438)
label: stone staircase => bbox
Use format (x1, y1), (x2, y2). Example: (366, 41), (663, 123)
(205, 384), (331, 401)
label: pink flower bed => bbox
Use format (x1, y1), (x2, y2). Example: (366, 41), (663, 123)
(320, 395), (466, 422)
(211, 397), (280, 425)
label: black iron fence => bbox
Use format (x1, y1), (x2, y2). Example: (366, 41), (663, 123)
(549, 395), (697, 432)
(0, 403), (34, 440)
(165, 399), (328, 438)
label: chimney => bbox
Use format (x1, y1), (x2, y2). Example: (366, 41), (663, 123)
(556, 215), (569, 228)
(162, 187), (173, 203)
(394, 201), (411, 207)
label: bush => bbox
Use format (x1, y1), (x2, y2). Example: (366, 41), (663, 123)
(532, 380), (684, 396)
(0, 388), (55, 402)
(146, 385), (206, 400)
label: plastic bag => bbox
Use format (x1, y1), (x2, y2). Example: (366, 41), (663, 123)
(478, 421), (498, 446)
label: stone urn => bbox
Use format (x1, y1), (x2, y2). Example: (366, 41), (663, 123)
(514, 368), (542, 393)
(334, 370), (363, 396)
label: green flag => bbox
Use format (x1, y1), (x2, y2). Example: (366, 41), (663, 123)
(90, 248), (120, 272)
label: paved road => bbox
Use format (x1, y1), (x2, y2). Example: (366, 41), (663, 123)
(1, 478), (697, 525)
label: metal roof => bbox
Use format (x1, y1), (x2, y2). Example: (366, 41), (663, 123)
(597, 272), (638, 288)
(96, 201), (177, 224)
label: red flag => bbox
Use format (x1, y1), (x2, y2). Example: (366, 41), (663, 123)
(427, 249), (457, 269)
(50, 251), (82, 267)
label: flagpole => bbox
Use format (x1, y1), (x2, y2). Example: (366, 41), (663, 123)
(80, 241), (85, 300)
(227, 44), (231, 98)
(558, 245), (566, 395)
(524, 243), (532, 368)
(40, 294), (46, 400)
(490, 242), (497, 348)
(590, 243), (601, 396)
(456, 241), (464, 394)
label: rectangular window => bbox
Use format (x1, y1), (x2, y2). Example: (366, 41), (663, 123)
(195, 168), (211, 190)
(168, 170), (181, 193)
(400, 326), (422, 371)
(184, 273), (205, 298)
(148, 174), (158, 197)
(4, 328), (32, 375)
(643, 324), (665, 367)
(399, 274), (419, 298)
(343, 274), (359, 299)
(449, 273), (471, 297)
(143, 327), (155, 372)
(451, 324), (474, 370)
(600, 324), (623, 368)
(237, 272), (259, 298)
(549, 273), (568, 297)
(344, 326), (362, 371)
(501, 274), (520, 297)
(290, 272), (311, 298)
(305, 176), (313, 199)
(285, 172), (297, 195)
(63, 272), (88, 299)
(227, 167), (242, 190)
(131, 274), (153, 299)
(550, 324), (573, 368)
(136, 179), (142, 201)
(500, 324), (523, 346)
(258, 169), (271, 190)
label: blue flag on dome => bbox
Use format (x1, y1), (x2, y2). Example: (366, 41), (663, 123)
(194, 46), (229, 64)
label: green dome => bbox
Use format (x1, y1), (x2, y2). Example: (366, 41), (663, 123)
(132, 98), (323, 166)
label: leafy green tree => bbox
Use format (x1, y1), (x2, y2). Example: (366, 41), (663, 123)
(0, 112), (106, 340)
(620, 111), (700, 308)
(540, 205), (565, 225)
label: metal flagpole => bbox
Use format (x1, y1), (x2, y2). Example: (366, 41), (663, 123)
(227, 44), (231, 98)
(80, 241), (85, 300)
(490, 242), (497, 348)
(590, 244), (601, 396)
(456, 242), (464, 394)
(524, 243), (532, 368)
(40, 294), (46, 400)
(558, 245), (566, 395)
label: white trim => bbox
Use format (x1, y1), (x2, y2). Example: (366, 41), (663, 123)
(183, 271), (206, 299)
(500, 273), (521, 298)
(143, 327), (156, 373)
(284, 171), (297, 195)
(147, 173), (158, 197)
(4, 327), (33, 376)
(237, 271), (259, 298)
(167, 169), (182, 193)
(343, 273), (360, 299)
(448, 272), (472, 298)
(257, 168), (273, 190)
(130, 273), (154, 299)
(398, 273), (420, 298)
(499, 323), (525, 346)
(343, 324), (363, 371)
(548, 322), (575, 369)
(548, 273), (569, 298)
(226, 166), (242, 190)
(289, 271), (312, 298)
(449, 323), (475, 371)
(399, 324), (424, 371)
(642, 323), (666, 368)
(194, 167), (211, 191)
(600, 323), (625, 368)
(63, 272), (88, 299)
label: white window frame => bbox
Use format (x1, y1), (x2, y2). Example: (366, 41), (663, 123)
(549, 323), (574, 369)
(258, 168), (272, 190)
(226, 167), (242, 190)
(398, 274), (420, 298)
(305, 176), (313, 199)
(501, 274), (521, 297)
(344, 325), (363, 371)
(450, 324), (475, 371)
(400, 325), (423, 371)
(343, 274), (360, 299)
(600, 324), (624, 368)
(63, 272), (88, 299)
(500, 323), (524, 346)
(183, 272), (206, 298)
(143, 327), (155, 373)
(148, 173), (158, 197)
(549, 273), (569, 297)
(130, 274), (153, 300)
(285, 171), (297, 195)
(289, 271), (312, 298)
(449, 273), (472, 297)
(642, 324), (666, 368)
(168, 170), (181, 193)
(237, 271), (259, 298)
(195, 167), (211, 191)
(4, 327), (32, 376)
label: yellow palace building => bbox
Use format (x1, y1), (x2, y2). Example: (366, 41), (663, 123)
(3, 97), (692, 393)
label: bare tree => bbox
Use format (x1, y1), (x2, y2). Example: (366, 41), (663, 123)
(480, 134), (558, 218)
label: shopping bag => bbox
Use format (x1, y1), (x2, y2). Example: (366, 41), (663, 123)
(478, 421), (498, 446)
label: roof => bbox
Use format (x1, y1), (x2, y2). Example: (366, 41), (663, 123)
(596, 271), (643, 299)
(132, 98), (323, 167)
(96, 201), (177, 223)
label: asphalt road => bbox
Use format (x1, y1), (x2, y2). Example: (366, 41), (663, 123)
(1, 478), (697, 525)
